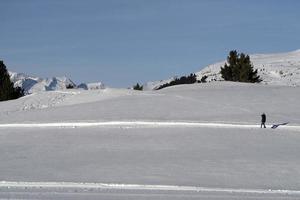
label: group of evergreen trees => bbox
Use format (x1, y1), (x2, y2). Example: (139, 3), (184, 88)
(133, 73), (208, 91)
(220, 50), (261, 83)
(0, 61), (24, 101)
(133, 83), (143, 90)
(156, 73), (197, 90)
(200, 75), (208, 83)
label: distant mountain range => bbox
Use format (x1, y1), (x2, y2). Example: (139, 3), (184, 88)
(9, 72), (104, 94)
(146, 49), (300, 90)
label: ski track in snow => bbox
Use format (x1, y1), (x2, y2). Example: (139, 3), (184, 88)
(0, 181), (300, 195)
(0, 121), (299, 130)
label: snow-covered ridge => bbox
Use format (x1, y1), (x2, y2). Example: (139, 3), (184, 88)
(9, 71), (105, 94)
(146, 49), (300, 89)
(197, 49), (300, 86)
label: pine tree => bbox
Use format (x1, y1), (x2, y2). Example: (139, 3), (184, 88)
(220, 50), (261, 83)
(0, 61), (24, 101)
(200, 75), (208, 83)
(133, 83), (143, 90)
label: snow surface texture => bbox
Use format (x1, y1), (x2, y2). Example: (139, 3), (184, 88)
(1, 127), (300, 199)
(196, 49), (300, 86)
(2, 181), (300, 194)
(0, 121), (299, 130)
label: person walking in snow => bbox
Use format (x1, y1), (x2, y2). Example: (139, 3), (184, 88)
(261, 113), (266, 128)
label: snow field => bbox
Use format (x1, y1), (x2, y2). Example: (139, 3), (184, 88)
(1, 126), (300, 199)
(0, 82), (300, 199)
(1, 127), (300, 189)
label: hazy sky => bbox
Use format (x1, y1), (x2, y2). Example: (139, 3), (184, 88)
(1, 0), (300, 87)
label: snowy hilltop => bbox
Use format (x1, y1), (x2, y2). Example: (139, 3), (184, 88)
(197, 49), (300, 86)
(146, 49), (300, 90)
(9, 72), (105, 94)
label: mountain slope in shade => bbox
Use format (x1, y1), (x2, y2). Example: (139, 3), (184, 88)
(196, 49), (300, 86)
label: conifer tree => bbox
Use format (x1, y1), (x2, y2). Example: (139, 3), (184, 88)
(200, 75), (208, 83)
(220, 50), (261, 83)
(0, 61), (24, 101)
(133, 83), (143, 90)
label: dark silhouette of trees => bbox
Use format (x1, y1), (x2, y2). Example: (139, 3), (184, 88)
(156, 73), (197, 90)
(133, 83), (143, 90)
(0, 60), (24, 101)
(220, 50), (261, 83)
(199, 75), (208, 83)
(66, 84), (75, 89)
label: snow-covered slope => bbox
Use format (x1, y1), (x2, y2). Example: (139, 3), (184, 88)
(197, 49), (300, 86)
(9, 72), (76, 94)
(0, 82), (299, 125)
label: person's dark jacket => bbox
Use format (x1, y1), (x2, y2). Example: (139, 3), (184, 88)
(261, 114), (266, 123)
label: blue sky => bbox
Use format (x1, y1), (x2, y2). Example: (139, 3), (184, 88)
(1, 0), (300, 87)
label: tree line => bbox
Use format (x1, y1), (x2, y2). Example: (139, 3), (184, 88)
(1, 50), (261, 99)
(0, 61), (24, 101)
